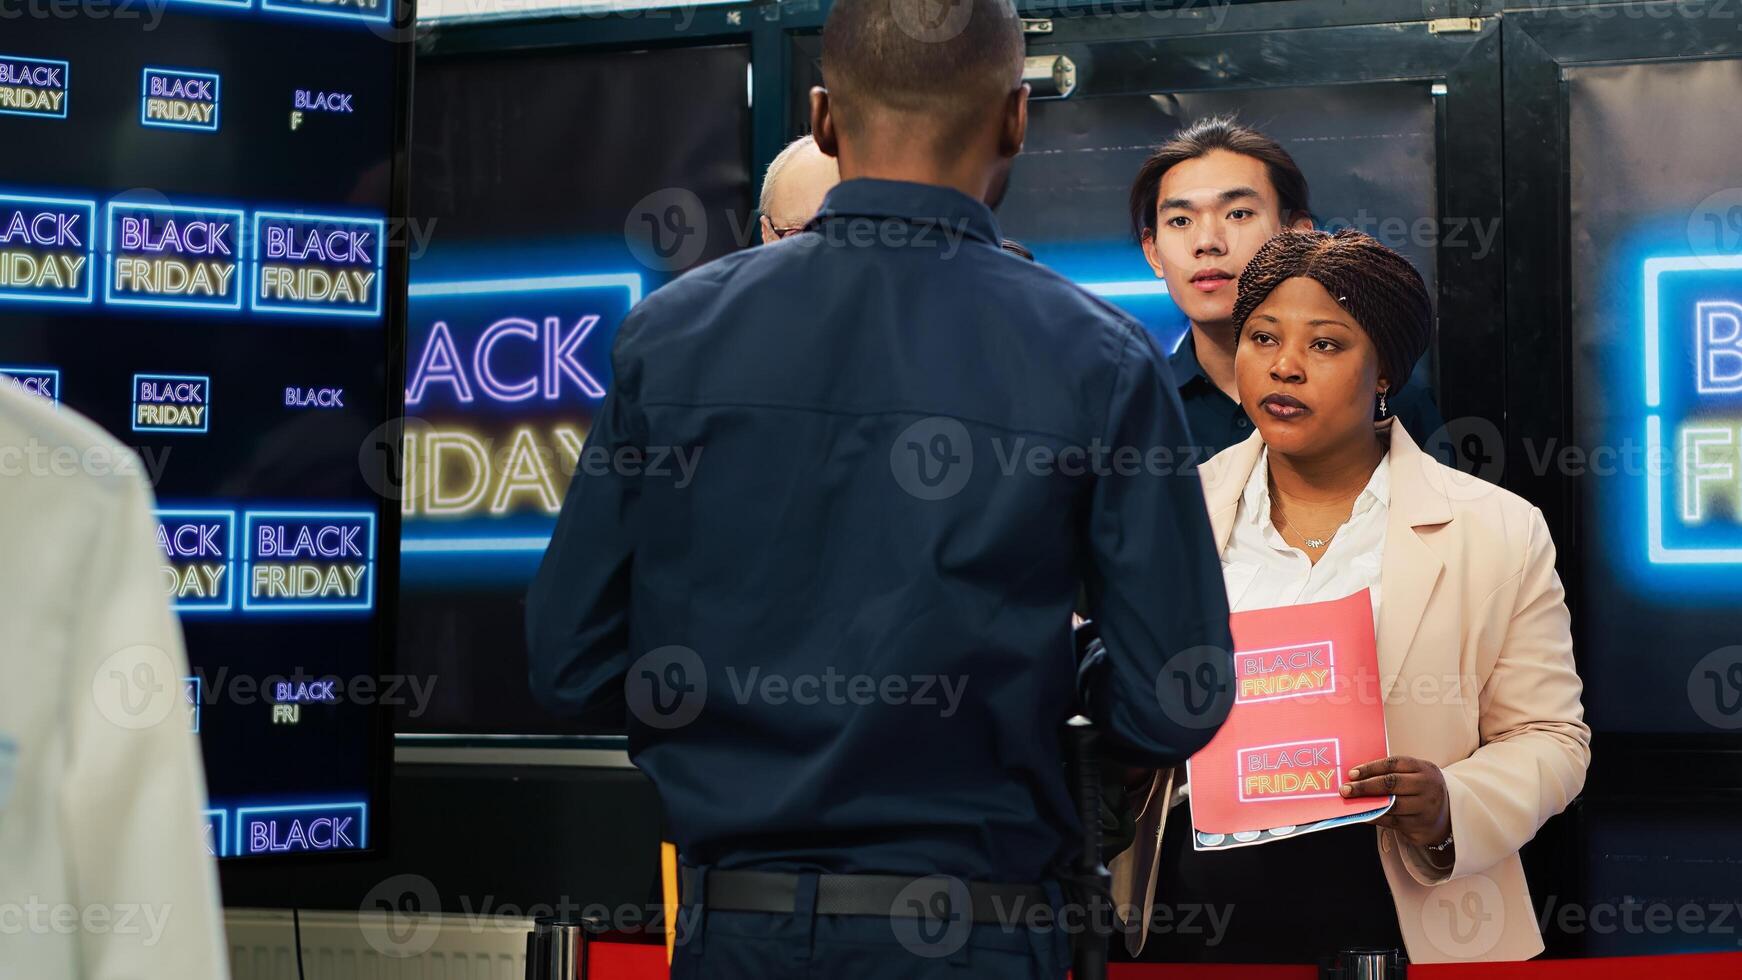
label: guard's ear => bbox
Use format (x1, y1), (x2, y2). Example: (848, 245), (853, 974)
(999, 84), (1029, 159)
(810, 87), (838, 159)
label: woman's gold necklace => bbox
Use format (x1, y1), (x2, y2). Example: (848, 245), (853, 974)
(1272, 487), (1360, 551)
(1277, 512), (1340, 550)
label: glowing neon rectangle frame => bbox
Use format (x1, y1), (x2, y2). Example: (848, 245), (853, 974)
(133, 372), (212, 434)
(140, 67), (221, 133)
(0, 365), (61, 404)
(158, 508), (238, 612)
(261, 0), (393, 25)
(0, 192), (96, 306)
(0, 55), (69, 120)
(1643, 254), (1742, 564)
(104, 201), (246, 312)
(251, 211), (386, 318)
(186, 676), (202, 733)
(164, 0), (251, 10)
(1080, 279), (1171, 298)
(233, 801), (369, 856)
(400, 271), (642, 554)
(202, 809), (227, 858)
(242, 509), (377, 612)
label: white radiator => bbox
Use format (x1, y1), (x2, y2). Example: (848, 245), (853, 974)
(226, 908), (533, 980)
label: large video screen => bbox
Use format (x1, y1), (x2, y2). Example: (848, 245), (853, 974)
(399, 44), (751, 735)
(2, 4), (410, 857)
(1569, 59), (1742, 734)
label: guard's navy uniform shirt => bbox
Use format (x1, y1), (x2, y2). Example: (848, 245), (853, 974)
(1168, 331), (1453, 465)
(527, 179), (1233, 886)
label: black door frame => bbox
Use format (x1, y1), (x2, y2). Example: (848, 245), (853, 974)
(1502, 1), (1742, 781)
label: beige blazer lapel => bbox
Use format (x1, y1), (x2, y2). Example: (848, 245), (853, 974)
(1374, 422), (1453, 699)
(1197, 429), (1263, 551)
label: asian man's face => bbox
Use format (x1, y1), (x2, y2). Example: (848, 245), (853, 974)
(1140, 149), (1312, 332)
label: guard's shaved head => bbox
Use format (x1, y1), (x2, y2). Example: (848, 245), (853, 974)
(822, 0), (1024, 139)
(812, 0), (1029, 205)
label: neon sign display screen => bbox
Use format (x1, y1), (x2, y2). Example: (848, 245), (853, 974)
(402, 273), (635, 551)
(1568, 60), (1742, 734)
(2, 7), (409, 856)
(399, 43), (751, 735)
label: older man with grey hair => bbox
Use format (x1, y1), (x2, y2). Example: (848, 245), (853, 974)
(758, 133), (840, 243)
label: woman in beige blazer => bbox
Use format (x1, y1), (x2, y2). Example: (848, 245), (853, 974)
(1110, 230), (1590, 964)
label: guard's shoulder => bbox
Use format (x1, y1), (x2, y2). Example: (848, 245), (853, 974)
(1023, 258), (1148, 330)
(612, 247), (766, 353)
(988, 255), (1159, 364)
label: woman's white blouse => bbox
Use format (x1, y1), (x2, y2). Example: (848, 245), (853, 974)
(1220, 447), (1392, 627)
(1173, 448), (1395, 807)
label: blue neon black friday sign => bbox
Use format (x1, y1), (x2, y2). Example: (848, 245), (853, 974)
(1645, 254), (1742, 563)
(401, 271), (639, 557)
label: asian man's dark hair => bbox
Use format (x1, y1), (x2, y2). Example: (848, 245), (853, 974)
(1127, 116), (1314, 240)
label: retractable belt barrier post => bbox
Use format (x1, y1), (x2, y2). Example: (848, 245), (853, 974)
(1322, 947), (1407, 980)
(1068, 715), (1111, 980)
(525, 915), (600, 980)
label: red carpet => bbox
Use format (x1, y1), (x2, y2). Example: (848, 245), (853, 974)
(586, 942), (1742, 979)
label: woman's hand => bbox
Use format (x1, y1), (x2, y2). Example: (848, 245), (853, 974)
(1341, 755), (1452, 850)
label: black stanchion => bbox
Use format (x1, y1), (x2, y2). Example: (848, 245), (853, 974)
(1067, 715), (1110, 980)
(1321, 946), (1407, 980)
(525, 916), (551, 980)
(524, 915), (600, 980)
(525, 917), (548, 980)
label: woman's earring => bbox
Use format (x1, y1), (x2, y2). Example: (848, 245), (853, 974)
(1378, 388), (1390, 419)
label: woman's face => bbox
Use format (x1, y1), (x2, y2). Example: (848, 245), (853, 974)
(1235, 276), (1386, 459)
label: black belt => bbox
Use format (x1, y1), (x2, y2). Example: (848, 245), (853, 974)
(680, 868), (1049, 926)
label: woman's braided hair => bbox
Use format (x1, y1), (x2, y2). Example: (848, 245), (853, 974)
(1231, 228), (1433, 394)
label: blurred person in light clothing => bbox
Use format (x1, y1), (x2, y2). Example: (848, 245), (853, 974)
(0, 383), (228, 979)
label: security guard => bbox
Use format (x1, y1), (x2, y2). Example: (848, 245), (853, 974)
(526, 0), (1233, 976)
